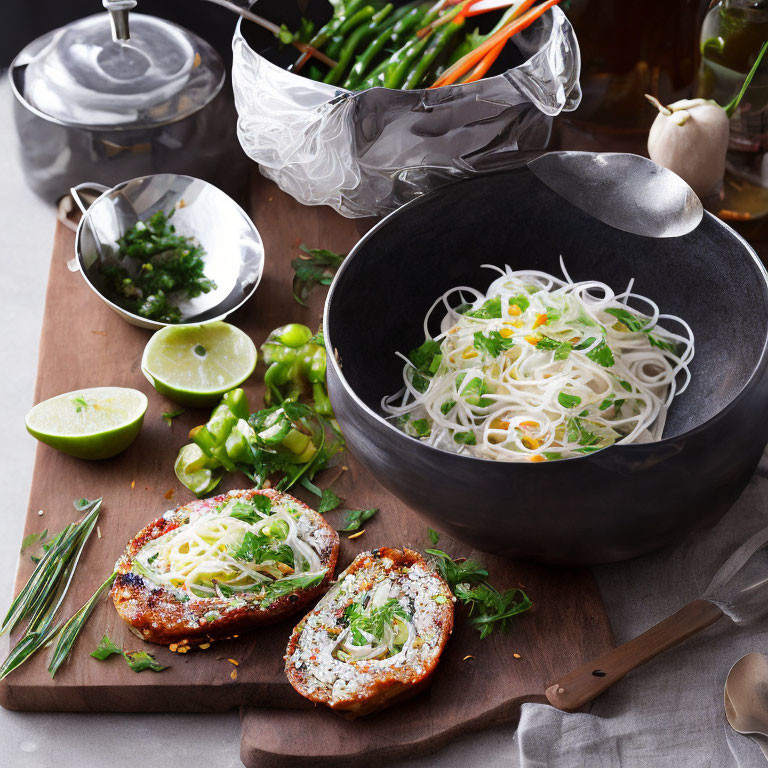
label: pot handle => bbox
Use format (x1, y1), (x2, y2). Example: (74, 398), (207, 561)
(67, 183), (111, 273)
(70, 182), (111, 216)
(545, 599), (724, 712)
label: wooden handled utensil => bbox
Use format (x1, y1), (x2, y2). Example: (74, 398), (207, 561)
(546, 526), (768, 712)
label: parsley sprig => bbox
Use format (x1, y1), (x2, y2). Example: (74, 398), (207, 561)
(425, 547), (532, 639)
(91, 633), (168, 673)
(291, 245), (347, 306)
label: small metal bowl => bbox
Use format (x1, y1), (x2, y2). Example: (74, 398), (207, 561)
(72, 174), (264, 330)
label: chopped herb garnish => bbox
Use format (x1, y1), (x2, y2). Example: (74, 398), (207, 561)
(557, 392), (582, 409)
(473, 331), (515, 358)
(411, 418), (431, 437)
(440, 400), (456, 416)
(21, 529), (47, 552)
(453, 431), (477, 445)
(162, 409), (185, 427)
(338, 507), (378, 532)
(291, 245), (347, 306)
(604, 307), (649, 332)
(427, 527), (440, 545)
(463, 297), (502, 319)
(102, 209), (216, 323)
(318, 488), (342, 514)
(408, 339), (442, 393)
(72, 395), (89, 413)
(585, 340), (615, 368)
(91, 633), (168, 673)
(426, 548), (531, 639)
(537, 337), (573, 360)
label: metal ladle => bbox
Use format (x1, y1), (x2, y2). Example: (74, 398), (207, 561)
(725, 653), (768, 761)
(527, 151), (704, 239)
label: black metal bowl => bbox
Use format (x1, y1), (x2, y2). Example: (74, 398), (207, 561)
(324, 167), (768, 565)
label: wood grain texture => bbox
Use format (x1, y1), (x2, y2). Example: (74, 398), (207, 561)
(0, 175), (613, 767)
(546, 599), (724, 712)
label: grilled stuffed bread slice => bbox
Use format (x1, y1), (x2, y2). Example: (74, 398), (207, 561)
(112, 488), (339, 645)
(285, 547), (454, 717)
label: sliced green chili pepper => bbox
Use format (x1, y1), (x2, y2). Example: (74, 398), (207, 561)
(174, 444), (223, 497)
(260, 324), (332, 416)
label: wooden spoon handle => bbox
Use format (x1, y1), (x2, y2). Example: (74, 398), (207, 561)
(546, 599), (724, 712)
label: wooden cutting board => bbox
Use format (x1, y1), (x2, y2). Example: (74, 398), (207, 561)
(0, 176), (613, 761)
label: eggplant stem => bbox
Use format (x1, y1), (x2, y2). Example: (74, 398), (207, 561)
(644, 93), (672, 116)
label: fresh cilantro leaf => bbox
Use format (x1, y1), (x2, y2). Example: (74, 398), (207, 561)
(162, 409), (185, 427)
(453, 431), (477, 445)
(585, 340), (615, 367)
(537, 337), (572, 360)
(566, 418), (601, 447)
(599, 394), (615, 410)
(124, 651), (168, 673)
(291, 245), (346, 306)
(411, 419), (431, 437)
(648, 334), (678, 353)
(557, 392), (582, 409)
(458, 375), (492, 407)
(618, 379), (632, 392)
(426, 549), (488, 586)
(473, 331), (515, 357)
(441, 399), (456, 416)
(338, 507), (378, 532)
(21, 529), (47, 552)
(604, 307), (649, 332)
(543, 452), (562, 460)
(91, 634), (124, 661)
(463, 297), (502, 319)
(232, 531), (294, 566)
(318, 488), (342, 514)
(408, 339), (442, 393)
(428, 527), (440, 545)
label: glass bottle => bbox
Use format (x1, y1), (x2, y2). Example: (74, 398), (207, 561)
(699, 0), (768, 220)
(557, 0), (708, 154)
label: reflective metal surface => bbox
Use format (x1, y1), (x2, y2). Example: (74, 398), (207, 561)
(528, 152), (704, 238)
(725, 653), (768, 761)
(73, 174), (264, 330)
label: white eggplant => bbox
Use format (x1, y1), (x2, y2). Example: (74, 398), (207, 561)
(646, 96), (729, 199)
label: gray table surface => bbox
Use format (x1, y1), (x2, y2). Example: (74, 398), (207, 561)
(1, 74), (766, 768)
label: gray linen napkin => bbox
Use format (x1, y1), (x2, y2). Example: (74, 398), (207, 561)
(514, 450), (768, 767)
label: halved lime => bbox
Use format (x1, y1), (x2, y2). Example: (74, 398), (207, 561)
(141, 321), (257, 407)
(25, 387), (148, 460)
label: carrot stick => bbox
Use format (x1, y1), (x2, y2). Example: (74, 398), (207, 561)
(464, 0), (535, 17)
(430, 0), (561, 88)
(460, 38), (507, 83)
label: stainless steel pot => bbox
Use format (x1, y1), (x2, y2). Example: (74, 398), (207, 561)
(9, 10), (244, 202)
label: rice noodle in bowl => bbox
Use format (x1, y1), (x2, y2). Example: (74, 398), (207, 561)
(382, 260), (694, 462)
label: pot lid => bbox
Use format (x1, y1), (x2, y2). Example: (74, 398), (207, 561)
(18, 12), (224, 128)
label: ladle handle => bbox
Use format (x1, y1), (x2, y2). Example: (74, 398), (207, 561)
(546, 599), (724, 712)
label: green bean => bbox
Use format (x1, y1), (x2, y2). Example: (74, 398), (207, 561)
(403, 14), (464, 89)
(325, 4), (394, 85)
(326, 5), (377, 59)
(383, 33), (433, 88)
(344, 4), (427, 88)
(291, 0), (366, 72)
(355, 57), (392, 89)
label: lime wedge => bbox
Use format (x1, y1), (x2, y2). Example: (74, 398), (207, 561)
(25, 387), (148, 460)
(141, 322), (257, 407)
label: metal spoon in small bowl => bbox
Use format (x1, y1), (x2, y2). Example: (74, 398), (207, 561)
(725, 653), (768, 761)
